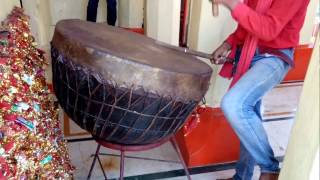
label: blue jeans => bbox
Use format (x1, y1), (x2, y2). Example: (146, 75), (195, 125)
(221, 48), (294, 180)
(87, 0), (117, 26)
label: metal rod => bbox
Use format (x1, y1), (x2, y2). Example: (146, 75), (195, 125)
(171, 137), (192, 180)
(97, 153), (181, 164)
(20, 0), (23, 8)
(157, 41), (235, 63)
(120, 151), (125, 180)
(97, 155), (108, 179)
(87, 144), (101, 180)
(212, 0), (219, 16)
(108, 156), (285, 180)
(156, 41), (212, 60)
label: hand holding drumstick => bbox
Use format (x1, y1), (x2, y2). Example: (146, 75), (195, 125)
(209, 0), (241, 65)
(210, 42), (232, 65)
(155, 41), (233, 65)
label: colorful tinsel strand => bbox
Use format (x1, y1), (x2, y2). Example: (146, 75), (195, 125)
(0, 7), (73, 179)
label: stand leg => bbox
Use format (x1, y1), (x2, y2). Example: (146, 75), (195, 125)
(97, 155), (108, 179)
(120, 150), (125, 180)
(87, 144), (101, 180)
(171, 137), (192, 180)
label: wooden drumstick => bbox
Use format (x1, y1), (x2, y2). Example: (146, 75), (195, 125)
(181, 47), (212, 60)
(212, 0), (219, 16)
(156, 40), (233, 62)
(156, 41), (212, 59)
(180, 47), (233, 62)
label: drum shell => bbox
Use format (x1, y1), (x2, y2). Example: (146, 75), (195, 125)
(52, 47), (198, 145)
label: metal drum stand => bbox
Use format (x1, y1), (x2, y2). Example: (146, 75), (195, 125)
(87, 137), (191, 180)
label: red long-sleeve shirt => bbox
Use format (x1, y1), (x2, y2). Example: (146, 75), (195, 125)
(226, 0), (310, 48)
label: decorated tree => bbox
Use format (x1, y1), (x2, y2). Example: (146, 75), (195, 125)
(0, 7), (73, 179)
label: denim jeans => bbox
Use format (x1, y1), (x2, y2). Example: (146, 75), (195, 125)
(87, 0), (117, 26)
(221, 48), (294, 180)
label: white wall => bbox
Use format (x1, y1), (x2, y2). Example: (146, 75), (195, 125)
(309, 149), (319, 180)
(146, 0), (181, 45)
(0, 0), (20, 21)
(22, 0), (52, 49)
(118, 0), (144, 28)
(22, 0), (108, 48)
(21, 0), (143, 48)
(299, 0), (319, 44)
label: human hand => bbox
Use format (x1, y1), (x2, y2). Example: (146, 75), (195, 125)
(210, 42), (232, 65)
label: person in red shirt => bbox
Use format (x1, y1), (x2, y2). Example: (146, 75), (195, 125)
(210, 0), (310, 180)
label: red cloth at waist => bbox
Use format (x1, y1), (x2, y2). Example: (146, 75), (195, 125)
(219, 46), (294, 80)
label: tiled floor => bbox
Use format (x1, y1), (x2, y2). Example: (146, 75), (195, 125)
(66, 83), (302, 180)
(68, 120), (294, 180)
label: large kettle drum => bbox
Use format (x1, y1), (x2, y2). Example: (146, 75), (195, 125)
(51, 20), (212, 145)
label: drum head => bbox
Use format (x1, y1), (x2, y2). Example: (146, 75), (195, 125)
(52, 19), (211, 75)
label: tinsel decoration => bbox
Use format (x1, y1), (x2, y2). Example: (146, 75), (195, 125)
(0, 7), (73, 179)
